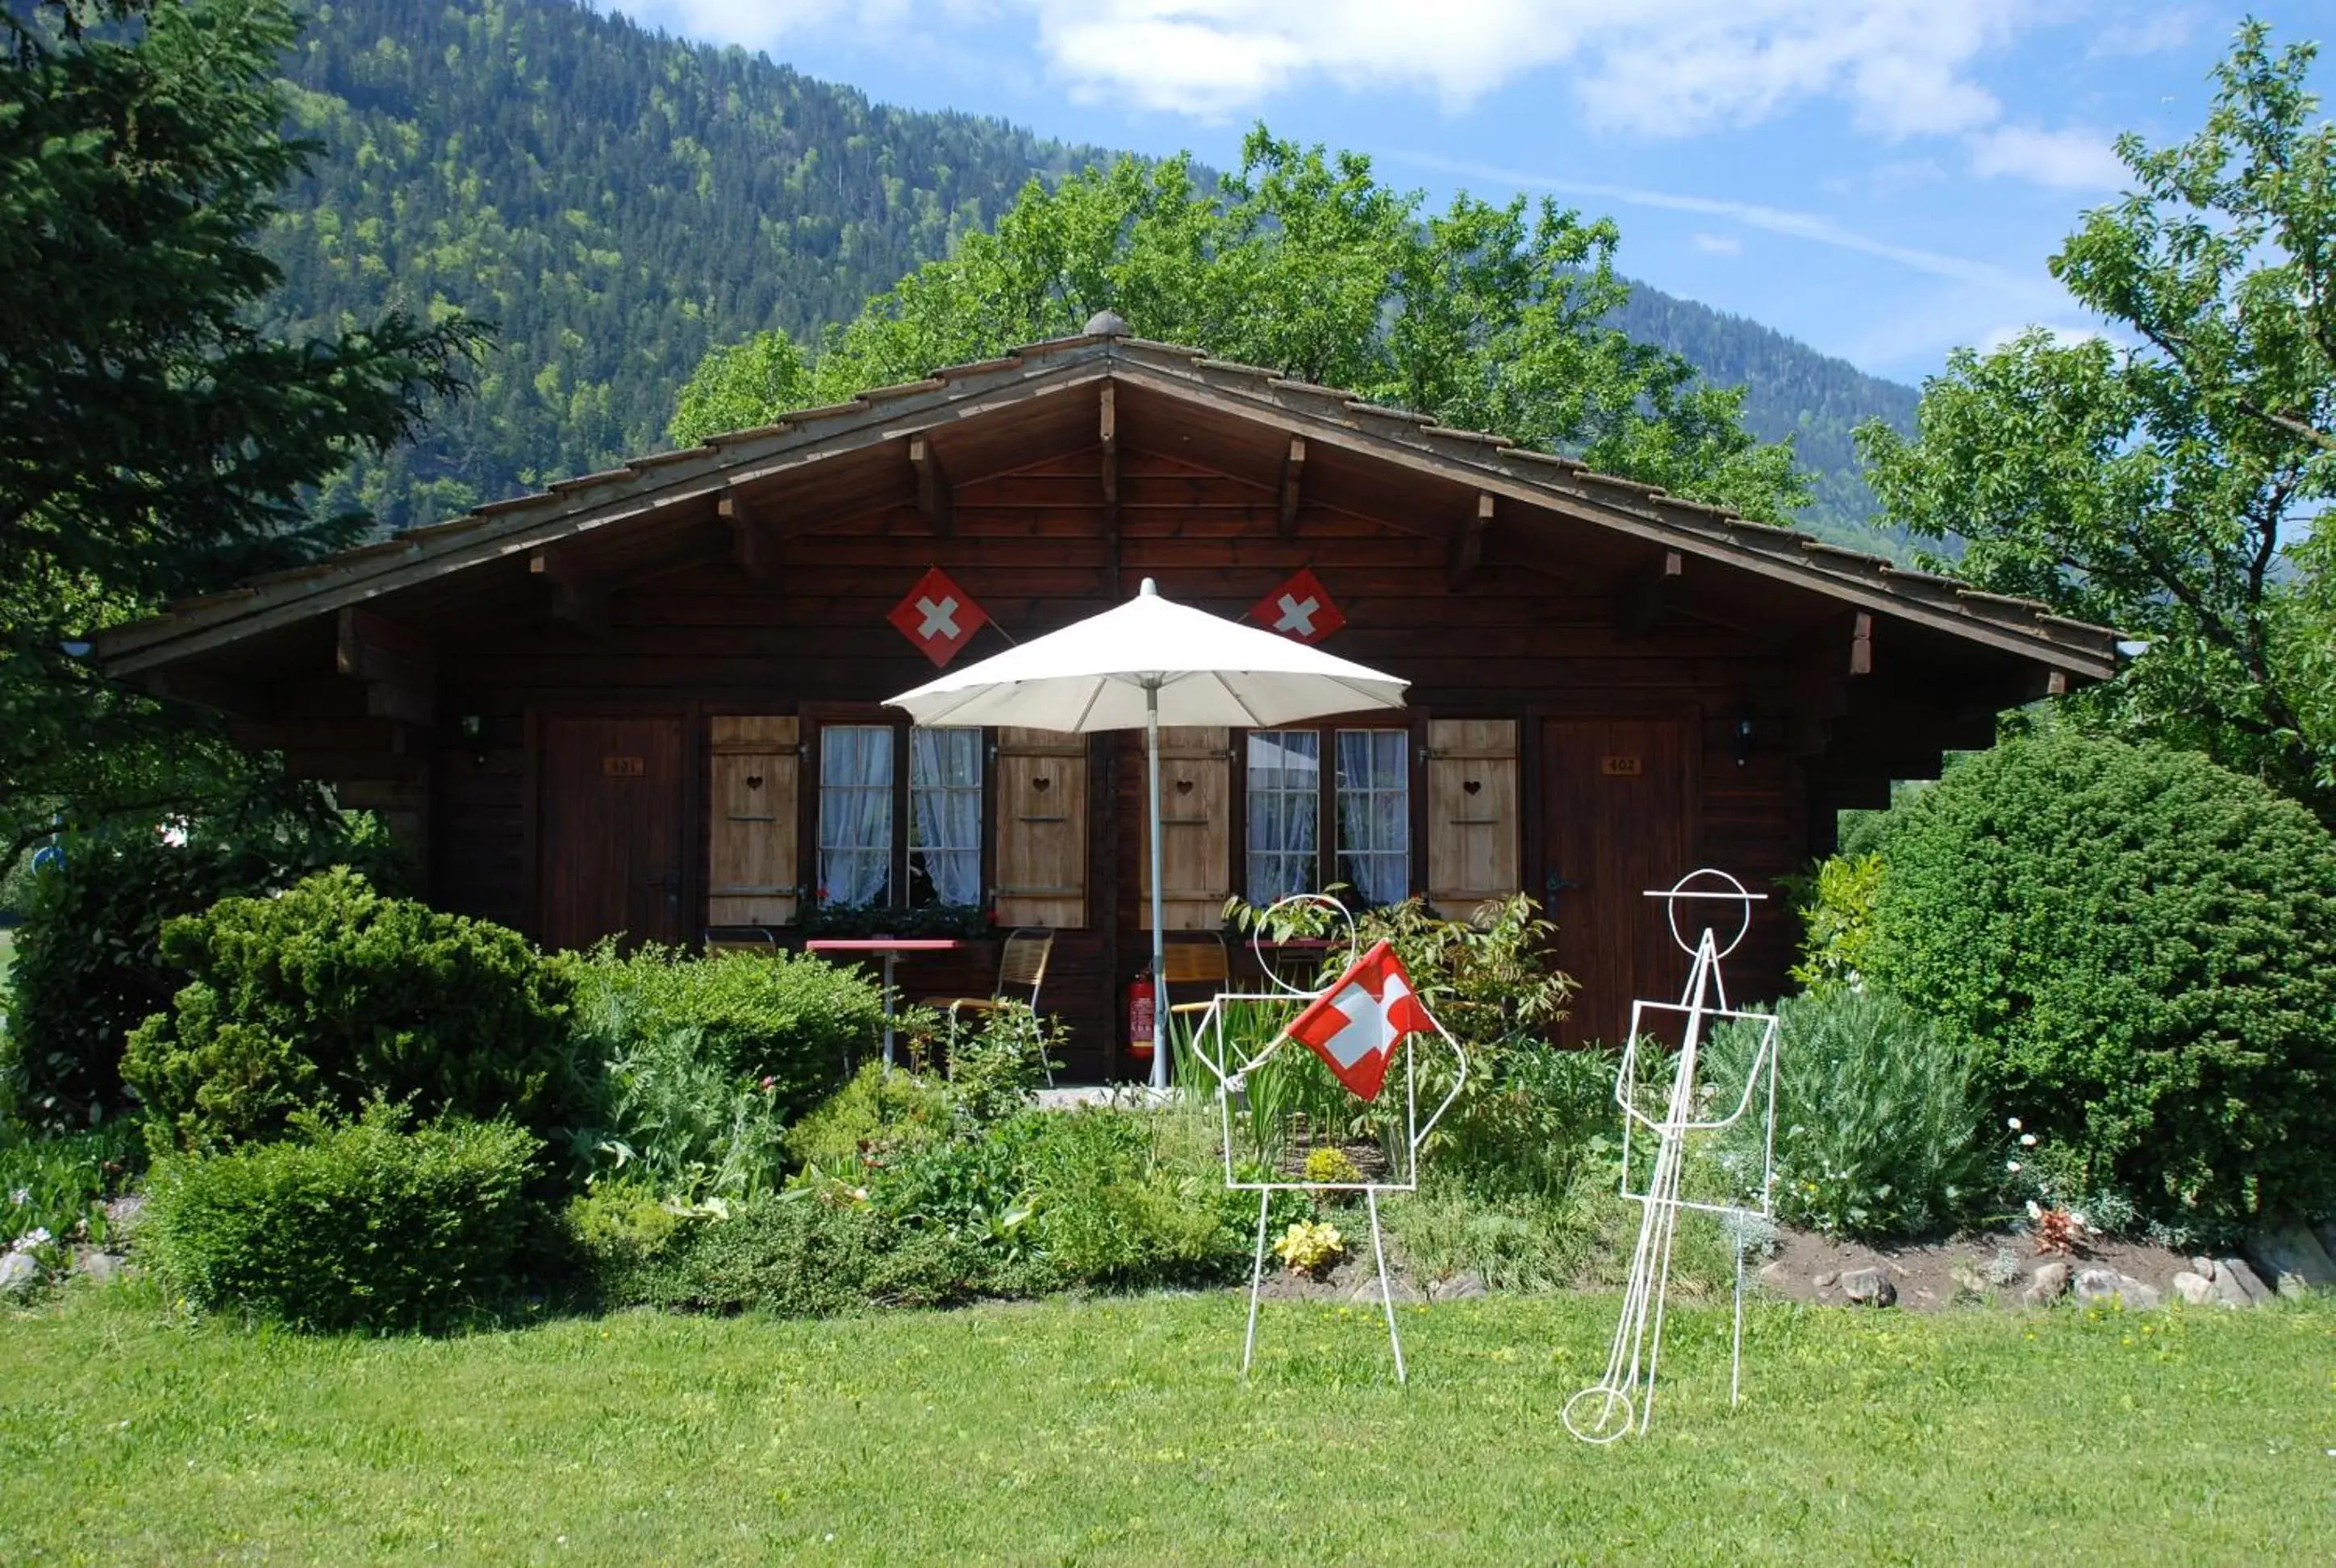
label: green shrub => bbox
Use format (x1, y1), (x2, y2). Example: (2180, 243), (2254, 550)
(144, 1105), (539, 1332)
(581, 1023), (790, 1203)
(1018, 1109), (1252, 1287)
(1865, 732), (2336, 1236)
(122, 869), (571, 1149)
(1708, 990), (1996, 1241)
(561, 944), (886, 1126)
(592, 1192), (1016, 1316)
(945, 1000), (1060, 1131)
(783, 1061), (954, 1174)
(1785, 851), (1884, 992)
(2, 814), (399, 1130)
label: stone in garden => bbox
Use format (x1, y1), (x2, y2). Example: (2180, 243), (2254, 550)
(2171, 1270), (2216, 1307)
(72, 1248), (126, 1284)
(1352, 1274), (1424, 1306)
(1839, 1267), (1896, 1307)
(2313, 1218), (2336, 1263)
(2073, 1268), (2159, 1310)
(1812, 1270), (1838, 1290)
(2244, 1221), (2336, 1295)
(0, 1251), (37, 1299)
(1756, 1261), (1792, 1291)
(102, 1195), (146, 1238)
(2023, 1261), (2073, 1307)
(2189, 1257), (2217, 1282)
(1427, 1270), (1487, 1303)
(1950, 1260), (1989, 1297)
(2212, 1257), (2271, 1308)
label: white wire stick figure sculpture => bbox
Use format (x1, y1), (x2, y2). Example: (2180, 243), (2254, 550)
(1564, 869), (1781, 1442)
(1187, 895), (1466, 1384)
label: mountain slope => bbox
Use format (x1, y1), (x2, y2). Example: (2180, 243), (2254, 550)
(267, 0), (1917, 544)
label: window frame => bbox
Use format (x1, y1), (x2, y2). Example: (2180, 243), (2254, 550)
(1233, 711), (1427, 908)
(803, 707), (995, 913)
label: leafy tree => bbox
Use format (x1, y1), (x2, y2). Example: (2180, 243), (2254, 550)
(673, 131), (1811, 524)
(1858, 24), (2335, 813)
(0, 0), (482, 864)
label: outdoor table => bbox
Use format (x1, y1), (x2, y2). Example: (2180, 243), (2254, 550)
(803, 938), (965, 1065)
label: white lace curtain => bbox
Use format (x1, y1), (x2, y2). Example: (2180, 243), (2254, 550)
(818, 725), (893, 906)
(909, 728), (982, 907)
(1335, 729), (1410, 907)
(1245, 729), (1320, 905)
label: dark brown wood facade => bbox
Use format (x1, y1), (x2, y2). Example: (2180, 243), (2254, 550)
(99, 336), (2118, 1078)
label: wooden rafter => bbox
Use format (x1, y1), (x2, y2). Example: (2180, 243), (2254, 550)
(336, 607), (435, 727)
(1614, 549), (1683, 639)
(1276, 436), (1307, 539)
(1448, 492), (1492, 591)
(530, 548), (610, 637)
(907, 436), (953, 537)
(717, 492), (782, 587)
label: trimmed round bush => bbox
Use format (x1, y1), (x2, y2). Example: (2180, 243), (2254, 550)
(123, 869), (572, 1149)
(144, 1105), (540, 1332)
(1865, 732), (2336, 1236)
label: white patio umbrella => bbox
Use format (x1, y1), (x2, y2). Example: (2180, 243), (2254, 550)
(887, 578), (1408, 1087)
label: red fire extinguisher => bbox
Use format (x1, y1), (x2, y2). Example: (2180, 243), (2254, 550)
(1127, 969), (1157, 1057)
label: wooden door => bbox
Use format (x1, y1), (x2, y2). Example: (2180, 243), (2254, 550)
(538, 715), (687, 952)
(1540, 716), (1695, 1046)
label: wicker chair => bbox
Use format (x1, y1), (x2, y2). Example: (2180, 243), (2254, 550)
(935, 928), (1056, 1083)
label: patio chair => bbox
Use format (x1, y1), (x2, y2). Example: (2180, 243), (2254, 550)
(936, 928), (1056, 1083)
(703, 925), (781, 954)
(1153, 934), (1231, 1080)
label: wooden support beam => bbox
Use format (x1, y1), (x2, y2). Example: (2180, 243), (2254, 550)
(907, 436), (953, 538)
(1613, 548), (1683, 639)
(1447, 492), (1492, 591)
(530, 548), (610, 638)
(1850, 611), (1875, 677)
(1099, 384), (1118, 505)
(335, 607), (435, 728)
(1276, 436), (1307, 540)
(717, 493), (782, 587)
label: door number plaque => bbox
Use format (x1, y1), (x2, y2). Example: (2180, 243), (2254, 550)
(1601, 754), (1644, 778)
(603, 756), (646, 778)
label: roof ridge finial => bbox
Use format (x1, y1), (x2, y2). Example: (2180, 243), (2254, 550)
(1084, 308), (1128, 340)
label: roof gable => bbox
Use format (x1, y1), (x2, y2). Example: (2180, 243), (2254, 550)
(97, 335), (2119, 681)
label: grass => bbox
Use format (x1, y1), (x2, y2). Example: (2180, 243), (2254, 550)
(2, 1284), (2330, 1564)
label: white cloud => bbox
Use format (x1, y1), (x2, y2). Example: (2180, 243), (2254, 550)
(1395, 151), (2038, 292)
(1966, 125), (2129, 190)
(1691, 231), (1743, 255)
(621, 1), (2032, 137)
(2088, 6), (2200, 57)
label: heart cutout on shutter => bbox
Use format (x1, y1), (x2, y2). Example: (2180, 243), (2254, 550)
(746, 774), (764, 790)
(1463, 779), (1482, 795)
(1032, 776), (1051, 792)
(1175, 778), (1194, 795)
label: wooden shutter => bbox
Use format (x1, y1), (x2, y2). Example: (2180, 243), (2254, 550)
(1139, 726), (1230, 929)
(707, 715), (799, 926)
(995, 728), (1087, 928)
(1427, 718), (1520, 911)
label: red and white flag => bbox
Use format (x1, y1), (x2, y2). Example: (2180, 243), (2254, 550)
(1283, 940), (1438, 1102)
(887, 566), (989, 667)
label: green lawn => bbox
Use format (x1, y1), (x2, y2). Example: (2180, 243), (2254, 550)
(2, 1286), (2330, 1565)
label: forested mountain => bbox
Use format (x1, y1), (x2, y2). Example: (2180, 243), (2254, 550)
(266, 0), (1917, 544)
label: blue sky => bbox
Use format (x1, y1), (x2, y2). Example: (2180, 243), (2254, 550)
(608, 2), (2320, 389)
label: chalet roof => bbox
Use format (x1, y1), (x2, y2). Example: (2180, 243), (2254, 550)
(95, 331), (2122, 681)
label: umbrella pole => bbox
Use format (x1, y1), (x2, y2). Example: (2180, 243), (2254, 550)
(1147, 681), (1170, 1091)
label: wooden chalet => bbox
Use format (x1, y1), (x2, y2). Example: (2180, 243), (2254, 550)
(96, 319), (2119, 1076)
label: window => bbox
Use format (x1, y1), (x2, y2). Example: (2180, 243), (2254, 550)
(1335, 729), (1411, 907)
(1245, 729), (1320, 904)
(817, 724), (894, 907)
(816, 723), (984, 909)
(1242, 726), (1410, 907)
(908, 728), (982, 906)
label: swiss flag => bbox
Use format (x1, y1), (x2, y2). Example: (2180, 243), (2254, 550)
(1249, 567), (1345, 644)
(887, 567), (989, 667)
(1283, 940), (1438, 1102)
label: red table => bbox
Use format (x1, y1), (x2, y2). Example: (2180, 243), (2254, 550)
(805, 938), (966, 1065)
